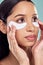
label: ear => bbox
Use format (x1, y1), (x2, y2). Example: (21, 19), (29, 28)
(0, 20), (7, 34)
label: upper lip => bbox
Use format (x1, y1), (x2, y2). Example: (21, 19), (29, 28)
(25, 35), (36, 38)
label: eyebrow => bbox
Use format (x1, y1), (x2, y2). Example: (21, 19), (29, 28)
(14, 13), (38, 18)
(32, 14), (38, 16)
(14, 14), (25, 18)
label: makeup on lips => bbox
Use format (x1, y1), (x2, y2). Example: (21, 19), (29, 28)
(25, 35), (36, 41)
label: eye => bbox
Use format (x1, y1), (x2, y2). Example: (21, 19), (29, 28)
(16, 17), (25, 24)
(32, 16), (38, 22)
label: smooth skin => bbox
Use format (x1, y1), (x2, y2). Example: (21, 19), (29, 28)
(0, 1), (43, 65)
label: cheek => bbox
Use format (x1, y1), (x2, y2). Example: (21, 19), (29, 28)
(32, 22), (39, 27)
(8, 21), (27, 30)
(35, 27), (39, 33)
(15, 30), (25, 45)
(36, 27), (40, 40)
(15, 30), (23, 40)
(35, 27), (39, 39)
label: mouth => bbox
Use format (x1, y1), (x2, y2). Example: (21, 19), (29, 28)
(25, 35), (36, 41)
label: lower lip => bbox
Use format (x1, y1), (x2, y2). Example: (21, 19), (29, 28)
(25, 36), (36, 41)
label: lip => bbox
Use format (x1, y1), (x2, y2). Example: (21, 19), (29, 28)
(25, 35), (36, 41)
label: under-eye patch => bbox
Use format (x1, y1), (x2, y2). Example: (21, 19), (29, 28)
(8, 21), (27, 30)
(32, 22), (39, 27)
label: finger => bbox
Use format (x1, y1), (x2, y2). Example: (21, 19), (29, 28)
(11, 25), (16, 37)
(7, 26), (10, 33)
(38, 20), (43, 30)
(7, 26), (15, 49)
(7, 25), (16, 40)
(38, 40), (43, 48)
(32, 41), (39, 53)
(37, 20), (43, 40)
(11, 25), (18, 45)
(32, 40), (43, 55)
(7, 25), (18, 48)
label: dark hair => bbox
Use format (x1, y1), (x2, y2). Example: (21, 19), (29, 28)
(0, 31), (9, 60)
(0, 0), (34, 60)
(0, 0), (34, 24)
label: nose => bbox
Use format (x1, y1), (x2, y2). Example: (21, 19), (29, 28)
(26, 22), (35, 32)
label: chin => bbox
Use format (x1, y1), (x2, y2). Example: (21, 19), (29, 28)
(19, 41), (36, 47)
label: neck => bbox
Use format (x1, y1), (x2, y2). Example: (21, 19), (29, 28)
(19, 45), (34, 65)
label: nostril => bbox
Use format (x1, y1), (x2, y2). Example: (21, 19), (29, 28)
(29, 30), (33, 32)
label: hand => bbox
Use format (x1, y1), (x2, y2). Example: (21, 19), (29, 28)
(32, 20), (43, 65)
(38, 20), (43, 41)
(32, 40), (43, 65)
(7, 25), (30, 65)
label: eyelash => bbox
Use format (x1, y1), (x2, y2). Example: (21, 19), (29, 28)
(32, 17), (38, 22)
(16, 16), (38, 23)
(16, 17), (25, 23)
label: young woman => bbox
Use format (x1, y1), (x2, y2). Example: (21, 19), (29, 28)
(0, 0), (43, 65)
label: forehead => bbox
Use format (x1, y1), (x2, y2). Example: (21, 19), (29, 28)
(11, 1), (38, 16)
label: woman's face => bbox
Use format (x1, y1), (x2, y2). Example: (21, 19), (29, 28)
(7, 1), (39, 47)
